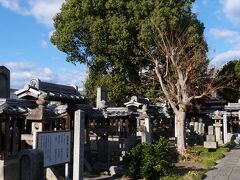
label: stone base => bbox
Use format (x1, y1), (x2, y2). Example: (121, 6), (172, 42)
(206, 134), (216, 142)
(217, 140), (223, 146)
(204, 141), (217, 149)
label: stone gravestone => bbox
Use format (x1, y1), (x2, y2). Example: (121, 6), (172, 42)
(194, 122), (199, 133)
(204, 126), (217, 149)
(96, 87), (108, 109)
(198, 118), (205, 135)
(0, 66), (10, 98)
(19, 149), (44, 180)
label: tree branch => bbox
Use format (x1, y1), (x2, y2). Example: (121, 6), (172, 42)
(154, 60), (178, 114)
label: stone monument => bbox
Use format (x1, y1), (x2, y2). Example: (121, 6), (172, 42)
(204, 126), (217, 149)
(96, 87), (108, 109)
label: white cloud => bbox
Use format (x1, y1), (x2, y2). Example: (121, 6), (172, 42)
(55, 69), (87, 88)
(29, 0), (65, 27)
(222, 0), (240, 24)
(4, 61), (87, 89)
(209, 28), (240, 47)
(5, 61), (53, 88)
(0, 0), (65, 27)
(209, 28), (240, 66)
(41, 40), (48, 48)
(0, 0), (27, 14)
(210, 50), (240, 66)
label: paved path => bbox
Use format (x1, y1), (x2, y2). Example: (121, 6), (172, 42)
(204, 145), (240, 180)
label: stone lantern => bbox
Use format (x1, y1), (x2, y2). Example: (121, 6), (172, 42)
(137, 105), (151, 143)
(213, 110), (223, 145)
(26, 97), (57, 134)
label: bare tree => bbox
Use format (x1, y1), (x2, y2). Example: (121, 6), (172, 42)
(144, 25), (227, 156)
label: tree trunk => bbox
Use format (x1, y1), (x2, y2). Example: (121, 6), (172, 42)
(175, 110), (186, 156)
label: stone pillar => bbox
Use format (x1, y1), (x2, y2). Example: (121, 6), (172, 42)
(0, 160), (3, 180)
(96, 87), (108, 108)
(214, 122), (223, 145)
(223, 112), (228, 144)
(144, 117), (151, 143)
(0, 66), (10, 98)
(73, 110), (85, 180)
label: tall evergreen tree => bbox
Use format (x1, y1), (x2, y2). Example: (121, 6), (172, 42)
(51, 0), (219, 155)
(218, 60), (240, 102)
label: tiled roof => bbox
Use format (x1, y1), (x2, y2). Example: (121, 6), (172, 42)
(104, 107), (134, 117)
(0, 98), (37, 115)
(225, 102), (240, 111)
(15, 78), (85, 103)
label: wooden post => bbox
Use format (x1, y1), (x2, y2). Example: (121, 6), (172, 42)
(73, 110), (85, 180)
(5, 118), (10, 157)
(12, 118), (18, 155)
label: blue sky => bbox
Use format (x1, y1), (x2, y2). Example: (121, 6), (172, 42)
(0, 0), (240, 89)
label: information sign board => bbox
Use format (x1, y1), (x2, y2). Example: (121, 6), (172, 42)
(37, 131), (71, 167)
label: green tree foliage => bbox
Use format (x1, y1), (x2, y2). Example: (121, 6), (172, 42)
(52, 0), (212, 155)
(84, 69), (142, 105)
(123, 137), (172, 179)
(218, 60), (240, 102)
(51, 0), (201, 104)
(135, 0), (210, 156)
(84, 68), (163, 105)
(51, 0), (149, 103)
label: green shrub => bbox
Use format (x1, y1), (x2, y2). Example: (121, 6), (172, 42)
(124, 143), (143, 177)
(223, 141), (236, 149)
(123, 137), (172, 179)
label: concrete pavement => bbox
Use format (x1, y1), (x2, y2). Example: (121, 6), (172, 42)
(204, 145), (240, 180)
